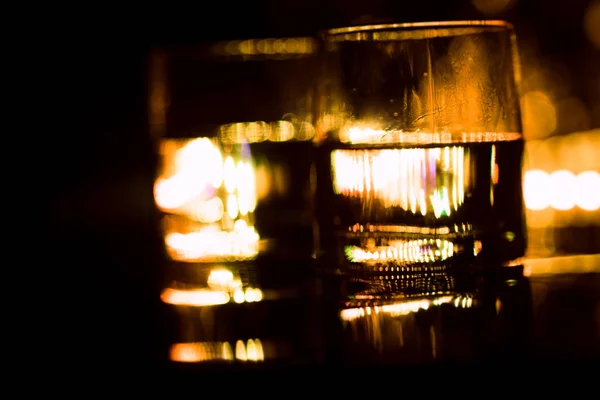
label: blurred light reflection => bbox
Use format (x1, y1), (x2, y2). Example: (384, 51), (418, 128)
(524, 254), (600, 275)
(523, 130), (600, 229)
(584, 1), (600, 49)
(154, 137), (260, 262)
(161, 288), (230, 307)
(212, 37), (318, 57)
(219, 120), (315, 144)
(340, 294), (472, 321)
(161, 286), (264, 307)
(521, 91), (556, 140)
(161, 265), (268, 306)
(170, 339), (266, 363)
(523, 170), (600, 212)
(332, 145), (467, 219)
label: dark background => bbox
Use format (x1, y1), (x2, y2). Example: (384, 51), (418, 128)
(49, 0), (599, 371)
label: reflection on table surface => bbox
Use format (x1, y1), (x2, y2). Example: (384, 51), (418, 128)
(163, 254), (600, 369)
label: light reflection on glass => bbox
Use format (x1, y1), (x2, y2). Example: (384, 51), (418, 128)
(154, 137), (260, 262)
(332, 145), (466, 218)
(340, 294), (474, 322)
(161, 285), (263, 307)
(345, 238), (455, 265)
(211, 37), (318, 57)
(170, 339), (266, 363)
(161, 288), (231, 307)
(340, 293), (475, 361)
(219, 120), (315, 144)
(337, 127), (517, 145)
(161, 265), (266, 307)
(330, 137), (478, 266)
(155, 120), (318, 263)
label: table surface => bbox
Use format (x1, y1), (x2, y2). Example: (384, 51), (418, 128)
(157, 253), (600, 373)
(46, 222), (600, 380)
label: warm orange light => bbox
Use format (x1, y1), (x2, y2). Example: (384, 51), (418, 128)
(170, 339), (265, 363)
(212, 37), (318, 57)
(155, 137), (260, 262)
(340, 295), (461, 321)
(160, 288), (230, 307)
(161, 265), (265, 307)
(219, 120), (315, 144)
(523, 169), (600, 212)
(525, 254), (600, 275)
(332, 144), (467, 218)
(346, 238), (455, 265)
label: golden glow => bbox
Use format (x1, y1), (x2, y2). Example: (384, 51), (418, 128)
(332, 144), (466, 218)
(549, 170), (578, 211)
(524, 130), (600, 232)
(161, 285), (263, 307)
(345, 238), (455, 264)
(233, 287), (264, 304)
(154, 138), (260, 262)
(212, 37), (317, 57)
(575, 171), (600, 211)
(524, 254), (600, 276)
(523, 170), (552, 211)
(160, 288), (230, 307)
(219, 120), (315, 144)
(340, 295), (467, 321)
(207, 268), (241, 291)
(521, 91), (556, 140)
(326, 20), (512, 42)
(347, 224), (452, 235)
(164, 221), (259, 262)
(338, 127), (519, 145)
(154, 138), (223, 210)
(170, 339), (265, 363)
(523, 169), (600, 212)
(525, 130), (600, 174)
(162, 266), (264, 307)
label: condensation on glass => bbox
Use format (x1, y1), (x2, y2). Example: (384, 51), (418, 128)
(314, 21), (527, 272)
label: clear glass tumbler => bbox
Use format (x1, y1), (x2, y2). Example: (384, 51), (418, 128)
(313, 21), (526, 275)
(150, 38), (319, 271)
(149, 37), (324, 365)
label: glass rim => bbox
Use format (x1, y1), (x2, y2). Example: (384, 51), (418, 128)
(325, 20), (513, 37)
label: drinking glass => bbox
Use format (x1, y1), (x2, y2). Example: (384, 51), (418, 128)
(149, 37), (323, 364)
(313, 21), (526, 275)
(151, 38), (318, 270)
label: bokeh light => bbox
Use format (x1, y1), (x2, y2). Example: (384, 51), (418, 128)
(523, 169), (600, 213)
(549, 170), (578, 211)
(523, 129), (600, 217)
(521, 91), (556, 140)
(521, 59), (572, 102)
(584, 0), (600, 49)
(523, 170), (551, 211)
(575, 171), (600, 211)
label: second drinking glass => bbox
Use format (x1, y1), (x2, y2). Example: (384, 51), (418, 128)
(313, 21), (527, 278)
(150, 37), (323, 364)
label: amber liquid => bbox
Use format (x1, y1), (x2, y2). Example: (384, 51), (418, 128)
(314, 134), (526, 273)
